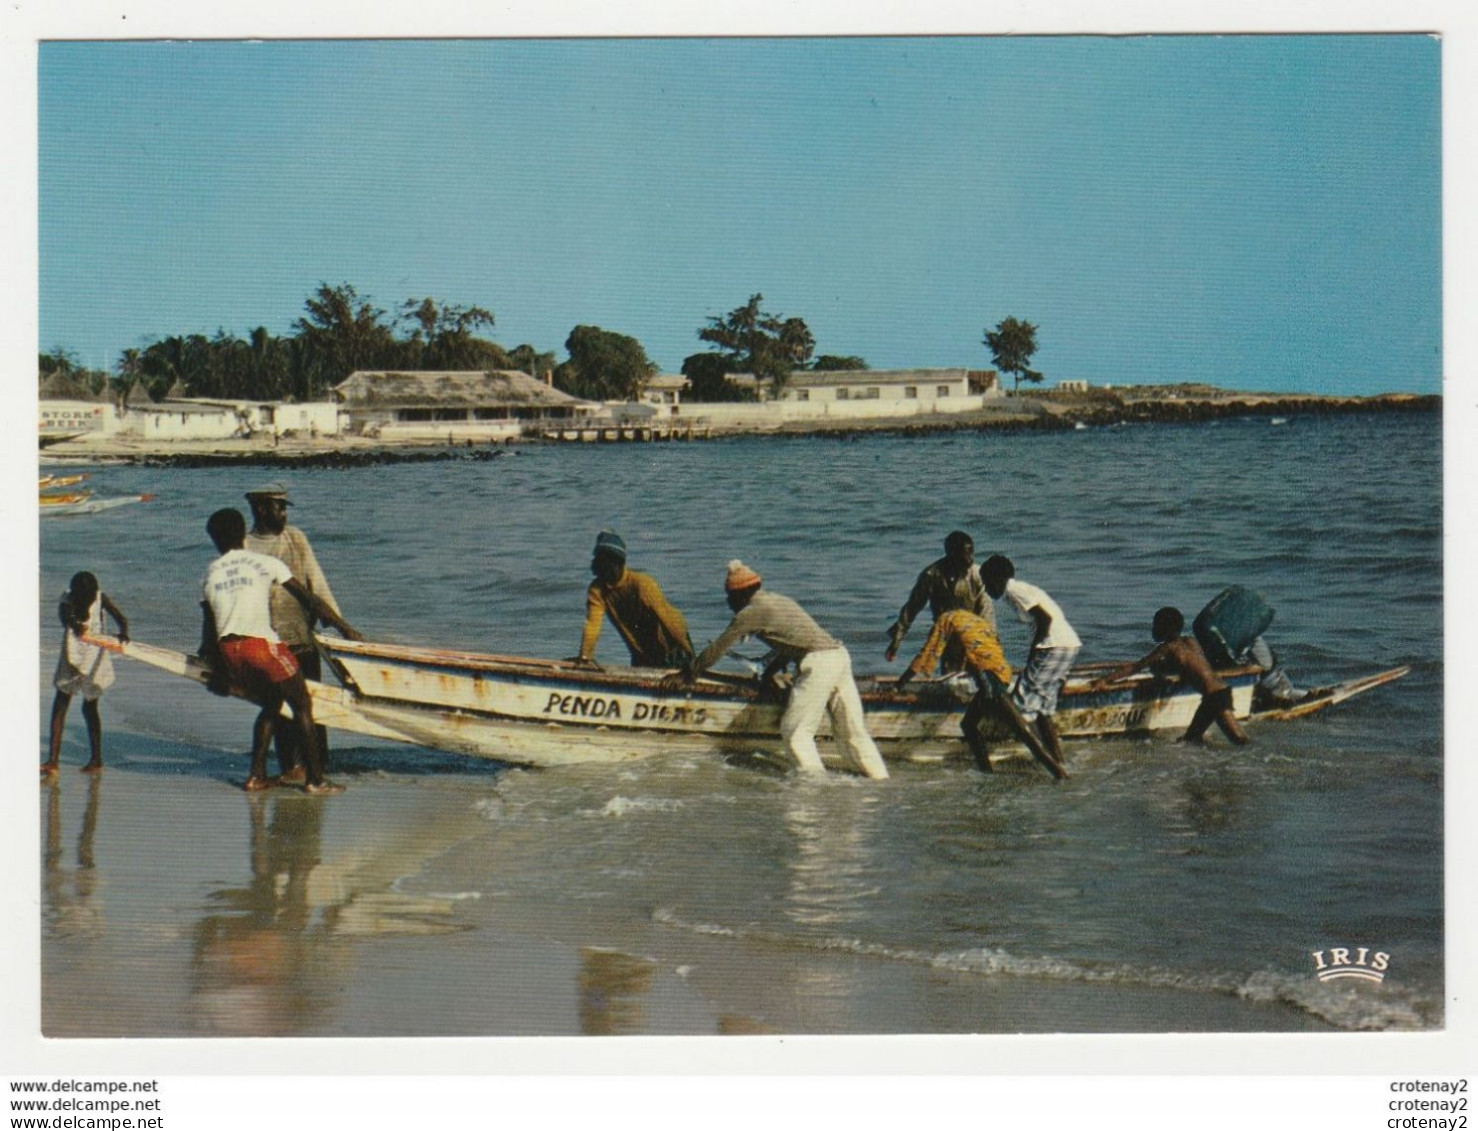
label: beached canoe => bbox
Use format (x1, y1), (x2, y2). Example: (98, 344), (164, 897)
(92, 633), (1409, 772)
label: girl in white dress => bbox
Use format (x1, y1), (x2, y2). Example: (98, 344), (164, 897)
(43, 572), (129, 775)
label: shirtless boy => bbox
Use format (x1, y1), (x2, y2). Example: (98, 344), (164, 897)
(1095, 607), (1249, 746)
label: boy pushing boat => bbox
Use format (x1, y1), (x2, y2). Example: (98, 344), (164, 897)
(200, 508), (362, 793)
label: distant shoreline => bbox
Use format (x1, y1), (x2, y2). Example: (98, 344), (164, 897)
(38, 390), (1440, 468)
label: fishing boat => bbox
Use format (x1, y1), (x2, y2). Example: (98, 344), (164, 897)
(38, 473), (90, 490)
(40, 492), (155, 518)
(97, 633), (1409, 772)
(39, 490), (92, 508)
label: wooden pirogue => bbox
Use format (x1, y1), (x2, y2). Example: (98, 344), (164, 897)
(95, 633), (1410, 772)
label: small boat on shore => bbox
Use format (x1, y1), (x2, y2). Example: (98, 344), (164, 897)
(96, 633), (1409, 772)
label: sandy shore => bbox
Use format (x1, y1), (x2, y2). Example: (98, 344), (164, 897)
(36, 732), (1329, 1040)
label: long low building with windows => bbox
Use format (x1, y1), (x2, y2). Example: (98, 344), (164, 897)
(776, 368), (989, 406)
(334, 370), (599, 441)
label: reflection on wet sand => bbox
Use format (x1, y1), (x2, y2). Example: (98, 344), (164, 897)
(577, 947), (654, 1035)
(189, 795), (342, 1035)
(187, 791), (486, 1036)
(43, 775), (103, 939)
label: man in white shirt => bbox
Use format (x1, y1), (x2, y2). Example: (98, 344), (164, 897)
(201, 508), (359, 794)
(244, 481), (355, 782)
(982, 555), (1082, 773)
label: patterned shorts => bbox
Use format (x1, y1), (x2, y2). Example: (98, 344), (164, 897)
(219, 635), (300, 695)
(1011, 646), (1080, 720)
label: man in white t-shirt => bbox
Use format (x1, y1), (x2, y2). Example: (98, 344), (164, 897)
(201, 508), (360, 794)
(981, 555), (1082, 772)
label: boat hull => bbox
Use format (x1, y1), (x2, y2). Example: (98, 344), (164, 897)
(314, 636), (1266, 768)
(95, 634), (1408, 773)
(39, 493), (153, 517)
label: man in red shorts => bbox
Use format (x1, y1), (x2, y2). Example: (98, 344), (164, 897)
(200, 508), (361, 793)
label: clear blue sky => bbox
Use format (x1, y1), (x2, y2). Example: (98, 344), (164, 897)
(38, 35), (1440, 394)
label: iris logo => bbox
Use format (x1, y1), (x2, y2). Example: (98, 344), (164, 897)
(1311, 946), (1390, 983)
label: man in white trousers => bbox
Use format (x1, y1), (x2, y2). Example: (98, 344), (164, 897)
(674, 560), (888, 780)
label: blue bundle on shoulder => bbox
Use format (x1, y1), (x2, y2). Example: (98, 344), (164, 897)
(1194, 586), (1275, 667)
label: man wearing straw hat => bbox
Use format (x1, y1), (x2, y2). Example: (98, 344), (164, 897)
(675, 560), (888, 780)
(245, 481), (360, 782)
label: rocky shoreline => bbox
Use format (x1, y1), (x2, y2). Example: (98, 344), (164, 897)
(38, 391), (1439, 467)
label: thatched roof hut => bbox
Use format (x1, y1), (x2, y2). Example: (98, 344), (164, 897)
(124, 381), (156, 408)
(38, 372), (98, 401)
(334, 370), (593, 419)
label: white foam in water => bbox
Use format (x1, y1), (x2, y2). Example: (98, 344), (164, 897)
(472, 797), (504, 821)
(587, 796), (685, 818)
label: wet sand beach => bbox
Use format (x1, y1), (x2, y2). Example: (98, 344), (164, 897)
(38, 738), (1329, 1039)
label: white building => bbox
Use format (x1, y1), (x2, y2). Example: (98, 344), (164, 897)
(132, 402), (247, 441)
(121, 399), (343, 441)
(641, 374), (689, 411)
(39, 376), (345, 443)
(778, 368), (975, 408)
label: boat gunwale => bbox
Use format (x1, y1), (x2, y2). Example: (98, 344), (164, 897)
(316, 634), (1267, 707)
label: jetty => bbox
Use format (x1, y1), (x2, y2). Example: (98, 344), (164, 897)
(526, 421), (712, 443)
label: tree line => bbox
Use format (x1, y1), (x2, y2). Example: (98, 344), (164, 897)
(39, 281), (1044, 404)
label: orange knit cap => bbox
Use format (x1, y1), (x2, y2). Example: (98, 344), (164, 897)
(725, 559), (762, 592)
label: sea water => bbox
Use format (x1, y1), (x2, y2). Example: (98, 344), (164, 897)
(37, 410), (1443, 1033)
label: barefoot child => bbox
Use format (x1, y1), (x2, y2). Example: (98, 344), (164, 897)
(43, 572), (128, 776)
(1094, 607), (1249, 746)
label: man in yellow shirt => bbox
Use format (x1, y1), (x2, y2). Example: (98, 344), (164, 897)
(569, 530), (694, 670)
(895, 608), (1065, 778)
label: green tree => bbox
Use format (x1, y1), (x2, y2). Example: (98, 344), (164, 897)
(680, 352), (758, 402)
(984, 317), (1041, 394)
(138, 334), (217, 399)
(696, 293), (815, 393)
(39, 347), (79, 377)
(293, 282), (398, 395)
(244, 326), (293, 400)
(399, 297), (505, 370)
(811, 354), (868, 371)
(508, 343), (558, 382)
(553, 325), (658, 401)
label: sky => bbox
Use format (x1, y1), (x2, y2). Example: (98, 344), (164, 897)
(34, 35), (1441, 395)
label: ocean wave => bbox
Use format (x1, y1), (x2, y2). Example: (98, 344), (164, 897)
(650, 909), (1440, 1031)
